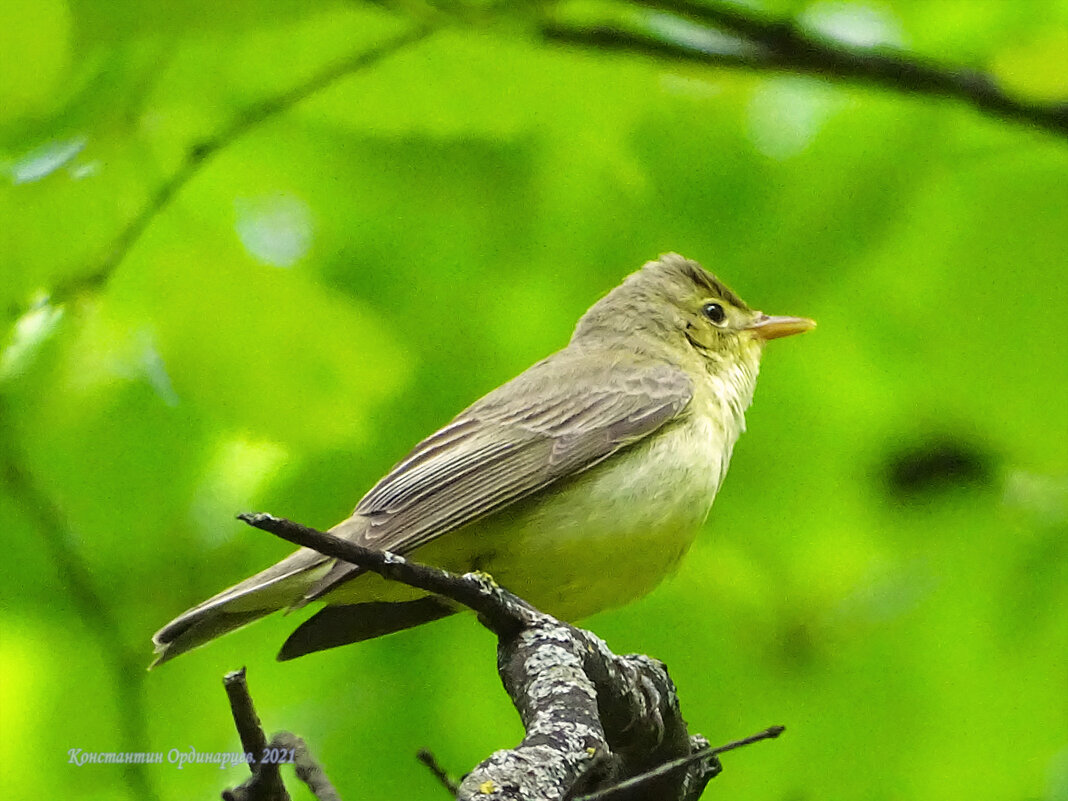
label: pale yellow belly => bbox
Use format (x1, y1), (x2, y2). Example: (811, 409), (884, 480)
(324, 415), (730, 620)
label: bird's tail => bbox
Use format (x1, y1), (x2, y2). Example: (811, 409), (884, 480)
(149, 548), (330, 668)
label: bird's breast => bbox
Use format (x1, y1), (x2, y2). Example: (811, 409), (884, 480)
(413, 404), (736, 620)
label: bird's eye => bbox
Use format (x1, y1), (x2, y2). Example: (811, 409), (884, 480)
(702, 302), (727, 325)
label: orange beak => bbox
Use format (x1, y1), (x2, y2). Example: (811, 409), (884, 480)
(747, 313), (816, 341)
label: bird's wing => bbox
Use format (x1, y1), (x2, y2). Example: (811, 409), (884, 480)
(303, 354), (693, 600)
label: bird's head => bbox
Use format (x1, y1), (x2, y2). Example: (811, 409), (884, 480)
(572, 253), (815, 374)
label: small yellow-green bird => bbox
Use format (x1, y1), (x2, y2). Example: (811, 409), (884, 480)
(152, 254), (814, 666)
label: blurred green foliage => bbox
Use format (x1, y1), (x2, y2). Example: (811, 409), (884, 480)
(2, 1), (1067, 800)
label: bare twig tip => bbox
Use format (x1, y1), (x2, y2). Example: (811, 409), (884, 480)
(223, 667), (248, 685)
(238, 512), (284, 531)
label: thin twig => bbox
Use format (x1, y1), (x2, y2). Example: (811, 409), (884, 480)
(0, 404), (160, 801)
(571, 725), (785, 801)
(417, 748), (460, 796)
(237, 512), (534, 635)
(272, 732), (342, 801)
(222, 669), (289, 801)
(543, 0), (1068, 139)
(221, 669), (290, 801)
(224, 668), (272, 766)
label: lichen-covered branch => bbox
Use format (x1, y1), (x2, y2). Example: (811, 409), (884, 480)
(237, 512), (783, 800)
(458, 620), (696, 801)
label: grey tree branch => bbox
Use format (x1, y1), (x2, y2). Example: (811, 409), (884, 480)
(541, 0), (1068, 139)
(237, 512), (784, 800)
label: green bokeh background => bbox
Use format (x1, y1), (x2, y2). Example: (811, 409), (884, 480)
(2, 2), (1067, 799)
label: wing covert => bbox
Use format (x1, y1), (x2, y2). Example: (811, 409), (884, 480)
(302, 354), (693, 602)
(354, 356), (692, 553)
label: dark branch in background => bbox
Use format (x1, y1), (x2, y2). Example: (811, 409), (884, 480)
(11, 0), (1064, 325)
(17, 23), (434, 319)
(0, 403), (160, 801)
(222, 668), (340, 801)
(0, 35), (433, 782)
(0, 26), (432, 797)
(541, 0), (1068, 139)
(238, 513), (784, 800)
